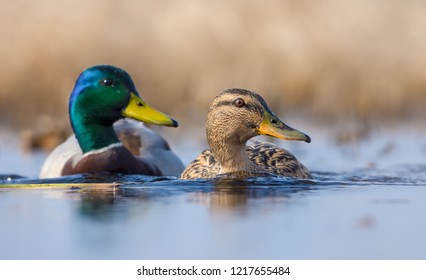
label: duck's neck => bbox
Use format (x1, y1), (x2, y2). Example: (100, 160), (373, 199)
(209, 137), (260, 174)
(72, 121), (120, 154)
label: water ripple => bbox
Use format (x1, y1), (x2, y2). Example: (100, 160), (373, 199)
(1, 169), (425, 191)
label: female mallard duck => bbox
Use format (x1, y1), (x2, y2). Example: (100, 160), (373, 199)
(180, 88), (311, 179)
(39, 65), (184, 178)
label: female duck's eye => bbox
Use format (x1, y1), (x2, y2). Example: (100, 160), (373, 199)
(101, 79), (114, 86)
(233, 98), (245, 108)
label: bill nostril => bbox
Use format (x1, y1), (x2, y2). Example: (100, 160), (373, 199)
(136, 101), (143, 107)
(271, 119), (278, 125)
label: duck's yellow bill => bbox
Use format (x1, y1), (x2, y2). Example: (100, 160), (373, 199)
(122, 93), (178, 127)
(257, 111), (311, 143)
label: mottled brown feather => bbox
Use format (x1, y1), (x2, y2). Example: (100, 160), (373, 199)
(180, 142), (311, 179)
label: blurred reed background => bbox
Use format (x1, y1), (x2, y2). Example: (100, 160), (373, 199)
(0, 0), (425, 150)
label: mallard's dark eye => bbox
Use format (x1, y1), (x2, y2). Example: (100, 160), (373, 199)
(101, 79), (114, 86)
(234, 98), (245, 108)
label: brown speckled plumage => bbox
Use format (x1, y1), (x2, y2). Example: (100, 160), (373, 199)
(180, 88), (311, 179)
(180, 142), (311, 179)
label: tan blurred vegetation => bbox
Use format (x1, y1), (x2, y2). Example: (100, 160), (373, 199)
(1, 0), (426, 134)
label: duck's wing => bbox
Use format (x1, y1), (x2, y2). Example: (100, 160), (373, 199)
(246, 142), (312, 179)
(39, 135), (82, 178)
(179, 149), (221, 179)
(114, 119), (185, 177)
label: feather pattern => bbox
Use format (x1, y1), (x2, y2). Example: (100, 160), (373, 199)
(180, 141), (311, 179)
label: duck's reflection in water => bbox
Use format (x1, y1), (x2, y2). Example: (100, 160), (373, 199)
(76, 187), (119, 218)
(188, 180), (307, 216)
(70, 176), (315, 219)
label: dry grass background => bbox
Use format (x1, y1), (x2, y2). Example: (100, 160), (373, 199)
(1, 0), (425, 137)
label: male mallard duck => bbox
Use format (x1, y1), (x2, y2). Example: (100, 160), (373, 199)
(180, 88), (311, 179)
(39, 65), (184, 178)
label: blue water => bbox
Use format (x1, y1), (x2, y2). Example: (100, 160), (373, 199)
(1, 170), (426, 259)
(1, 125), (426, 259)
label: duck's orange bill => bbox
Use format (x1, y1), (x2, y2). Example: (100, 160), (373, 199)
(257, 111), (311, 143)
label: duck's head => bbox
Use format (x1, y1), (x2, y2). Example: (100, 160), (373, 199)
(206, 88), (310, 147)
(69, 64), (178, 131)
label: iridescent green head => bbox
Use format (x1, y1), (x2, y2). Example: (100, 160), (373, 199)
(69, 64), (178, 153)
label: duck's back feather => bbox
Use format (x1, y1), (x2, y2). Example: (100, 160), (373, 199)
(115, 119), (185, 176)
(180, 141), (311, 179)
(246, 142), (311, 178)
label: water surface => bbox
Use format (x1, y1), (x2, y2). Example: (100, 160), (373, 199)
(0, 126), (425, 259)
